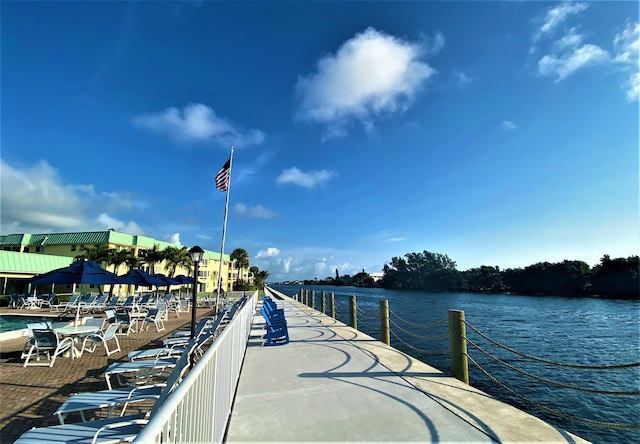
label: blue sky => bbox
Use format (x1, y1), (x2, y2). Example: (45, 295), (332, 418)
(1, 1), (638, 282)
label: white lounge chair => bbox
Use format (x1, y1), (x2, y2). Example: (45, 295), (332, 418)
(43, 334), (204, 443)
(20, 322), (52, 360)
(14, 414), (148, 443)
(50, 294), (80, 313)
(103, 356), (179, 390)
(23, 329), (75, 368)
(81, 322), (122, 356)
(140, 307), (165, 332)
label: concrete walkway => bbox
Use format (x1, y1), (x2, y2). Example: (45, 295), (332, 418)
(225, 290), (589, 443)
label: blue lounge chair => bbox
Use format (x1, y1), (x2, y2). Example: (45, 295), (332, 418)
(261, 297), (289, 346)
(9, 293), (21, 308)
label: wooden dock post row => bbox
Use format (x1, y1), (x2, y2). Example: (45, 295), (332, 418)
(297, 289), (469, 384)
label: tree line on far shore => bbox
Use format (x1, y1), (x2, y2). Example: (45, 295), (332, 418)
(305, 251), (639, 299)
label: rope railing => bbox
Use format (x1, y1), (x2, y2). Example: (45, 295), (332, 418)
(389, 317), (449, 340)
(390, 329), (449, 356)
(466, 354), (640, 430)
(463, 320), (640, 370)
(356, 304), (379, 320)
(354, 317), (376, 330)
(464, 336), (640, 396)
(459, 319), (640, 430)
(389, 307), (448, 329)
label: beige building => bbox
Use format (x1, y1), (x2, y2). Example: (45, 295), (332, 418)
(0, 229), (246, 296)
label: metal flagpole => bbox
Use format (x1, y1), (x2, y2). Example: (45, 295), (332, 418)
(216, 145), (234, 313)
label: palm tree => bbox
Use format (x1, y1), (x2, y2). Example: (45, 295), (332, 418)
(124, 255), (140, 272)
(164, 246), (191, 278)
(249, 265), (259, 286)
(107, 249), (133, 275)
(254, 270), (270, 291)
(140, 244), (165, 274)
(76, 244), (110, 264)
(231, 248), (250, 288)
(106, 248), (134, 297)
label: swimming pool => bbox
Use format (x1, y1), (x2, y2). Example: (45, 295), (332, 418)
(0, 314), (71, 333)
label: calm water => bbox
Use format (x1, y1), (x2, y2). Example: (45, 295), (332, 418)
(272, 284), (640, 444)
(0, 315), (40, 333)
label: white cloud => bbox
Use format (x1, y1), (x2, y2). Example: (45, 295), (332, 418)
(385, 237), (409, 243)
(276, 167), (335, 188)
(626, 72), (640, 102)
(501, 120), (517, 130)
(613, 22), (640, 101)
(454, 70), (473, 87)
(535, 2), (588, 40)
(256, 247), (280, 258)
(0, 159), (144, 235)
(132, 103), (265, 147)
(233, 203), (277, 218)
(96, 213), (144, 235)
(538, 44), (609, 82)
(552, 27), (583, 52)
(295, 27), (437, 137)
(532, 6), (637, 101)
(614, 22), (640, 64)
(165, 233), (182, 245)
(251, 244), (386, 282)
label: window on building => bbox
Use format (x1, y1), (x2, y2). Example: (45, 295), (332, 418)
(35, 246), (44, 253)
(71, 245), (77, 251)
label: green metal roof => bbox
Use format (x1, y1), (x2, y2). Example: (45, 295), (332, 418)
(205, 251), (226, 261)
(0, 230), (229, 261)
(0, 233), (31, 245)
(0, 251), (74, 273)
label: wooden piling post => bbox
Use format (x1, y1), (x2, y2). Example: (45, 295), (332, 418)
(330, 293), (335, 318)
(380, 299), (390, 345)
(349, 295), (357, 330)
(310, 290), (315, 309)
(448, 309), (469, 384)
(320, 291), (326, 314)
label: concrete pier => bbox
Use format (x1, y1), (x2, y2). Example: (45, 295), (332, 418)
(225, 290), (589, 443)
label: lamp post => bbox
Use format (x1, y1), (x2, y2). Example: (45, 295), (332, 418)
(189, 245), (204, 339)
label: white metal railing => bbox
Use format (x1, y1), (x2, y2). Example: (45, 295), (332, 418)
(133, 291), (257, 443)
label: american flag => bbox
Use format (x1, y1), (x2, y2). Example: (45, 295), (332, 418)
(216, 158), (231, 191)
(215, 158), (231, 192)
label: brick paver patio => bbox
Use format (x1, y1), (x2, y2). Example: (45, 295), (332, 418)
(0, 306), (215, 443)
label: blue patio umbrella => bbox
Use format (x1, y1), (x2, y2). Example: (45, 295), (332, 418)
(30, 260), (123, 325)
(30, 260), (123, 285)
(173, 275), (195, 285)
(154, 274), (180, 286)
(118, 269), (167, 287)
